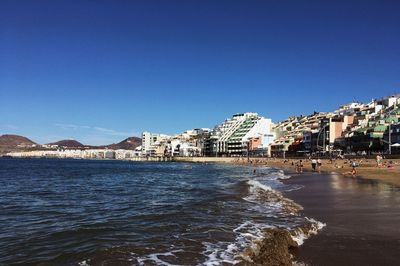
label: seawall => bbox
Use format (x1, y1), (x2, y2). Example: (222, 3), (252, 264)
(172, 157), (238, 163)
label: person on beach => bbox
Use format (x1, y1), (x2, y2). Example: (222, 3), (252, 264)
(317, 158), (322, 173)
(376, 154), (382, 167)
(351, 160), (358, 175)
(311, 158), (317, 172)
(295, 161), (300, 173)
(295, 160), (304, 173)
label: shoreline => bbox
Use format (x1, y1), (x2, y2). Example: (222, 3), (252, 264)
(282, 171), (400, 266)
(4, 156), (400, 188)
(174, 157), (400, 265)
(239, 168), (400, 265)
(172, 156), (400, 188)
(2, 157), (398, 265)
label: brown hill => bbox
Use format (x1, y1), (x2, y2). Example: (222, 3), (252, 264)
(105, 136), (141, 150)
(0, 134), (141, 154)
(0, 134), (38, 154)
(47, 139), (85, 148)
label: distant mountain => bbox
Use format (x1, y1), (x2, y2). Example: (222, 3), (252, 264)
(0, 134), (38, 154)
(0, 134), (141, 155)
(47, 139), (85, 148)
(105, 136), (141, 150)
(48, 137), (141, 150)
(0, 134), (36, 146)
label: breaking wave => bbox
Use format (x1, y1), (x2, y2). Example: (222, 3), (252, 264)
(2, 160), (326, 266)
(202, 168), (326, 265)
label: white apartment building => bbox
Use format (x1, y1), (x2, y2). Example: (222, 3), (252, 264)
(141, 131), (170, 156)
(209, 113), (275, 156)
(7, 149), (136, 160)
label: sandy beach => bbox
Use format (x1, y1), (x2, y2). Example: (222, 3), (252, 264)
(262, 158), (400, 188)
(249, 159), (400, 265)
(174, 156), (400, 265)
(284, 171), (400, 265)
(240, 168), (400, 265)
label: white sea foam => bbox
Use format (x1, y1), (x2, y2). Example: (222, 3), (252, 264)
(202, 220), (275, 266)
(201, 170), (325, 265)
(78, 260), (90, 266)
(137, 250), (184, 266)
(247, 179), (275, 192)
(283, 184), (304, 192)
(244, 178), (304, 216)
(276, 170), (291, 180)
(291, 217), (326, 246)
(202, 242), (240, 265)
(137, 168), (323, 266)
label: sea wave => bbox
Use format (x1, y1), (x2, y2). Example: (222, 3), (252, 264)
(203, 169), (325, 265)
(291, 217), (326, 246)
(202, 220), (276, 265)
(245, 179), (304, 216)
(73, 166), (324, 266)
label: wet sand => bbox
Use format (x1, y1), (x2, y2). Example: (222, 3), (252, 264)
(284, 171), (400, 266)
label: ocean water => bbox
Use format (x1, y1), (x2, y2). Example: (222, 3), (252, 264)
(0, 158), (323, 265)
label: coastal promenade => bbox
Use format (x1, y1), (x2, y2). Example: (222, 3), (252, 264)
(172, 157), (237, 163)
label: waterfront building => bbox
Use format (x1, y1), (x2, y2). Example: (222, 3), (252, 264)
(271, 112), (333, 156)
(141, 132), (170, 156)
(114, 149), (135, 159)
(104, 150), (116, 159)
(7, 148), (136, 160)
(133, 146), (142, 157)
(384, 123), (400, 154)
(206, 113), (274, 157)
(139, 128), (211, 158)
(269, 94), (400, 156)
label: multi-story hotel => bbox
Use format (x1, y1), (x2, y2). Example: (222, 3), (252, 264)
(141, 132), (170, 156)
(207, 113), (275, 156)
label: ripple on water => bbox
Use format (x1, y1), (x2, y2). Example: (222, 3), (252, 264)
(0, 158), (325, 265)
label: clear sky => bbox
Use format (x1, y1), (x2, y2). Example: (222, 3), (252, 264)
(1, 0), (399, 145)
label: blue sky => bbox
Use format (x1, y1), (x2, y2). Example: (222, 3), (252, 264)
(1, 0), (399, 145)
